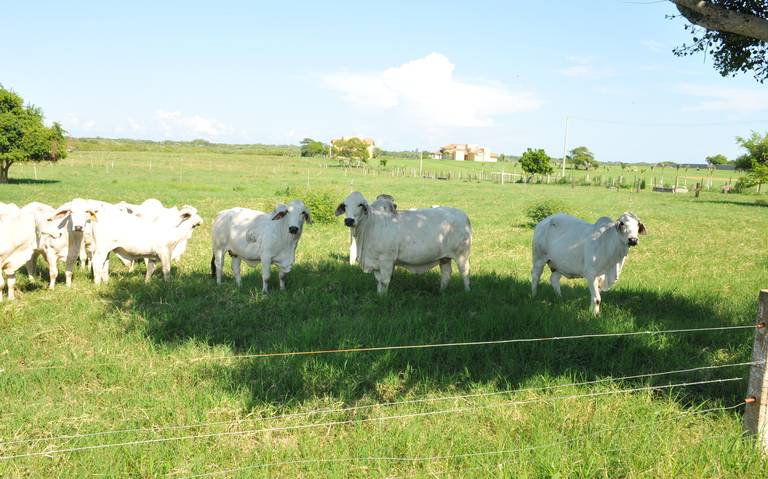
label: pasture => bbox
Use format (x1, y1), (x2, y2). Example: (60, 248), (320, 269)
(1, 149), (767, 478)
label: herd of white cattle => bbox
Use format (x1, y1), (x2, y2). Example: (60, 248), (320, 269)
(0, 191), (646, 314)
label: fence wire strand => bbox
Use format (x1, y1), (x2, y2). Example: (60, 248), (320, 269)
(176, 403), (745, 479)
(0, 361), (757, 448)
(0, 377), (742, 461)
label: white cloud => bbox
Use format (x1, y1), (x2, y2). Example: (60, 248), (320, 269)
(557, 57), (616, 79)
(64, 114), (96, 132)
(321, 52), (541, 127)
(155, 110), (227, 138)
(680, 84), (768, 112)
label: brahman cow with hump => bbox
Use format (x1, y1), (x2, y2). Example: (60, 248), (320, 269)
(531, 212), (647, 315)
(336, 191), (472, 294)
(211, 200), (312, 292)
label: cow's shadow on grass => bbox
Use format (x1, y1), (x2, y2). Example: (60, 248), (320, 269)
(100, 260), (754, 411)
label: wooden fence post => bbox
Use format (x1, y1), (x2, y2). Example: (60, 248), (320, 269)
(744, 289), (768, 455)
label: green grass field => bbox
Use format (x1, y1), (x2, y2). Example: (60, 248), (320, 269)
(1, 149), (767, 477)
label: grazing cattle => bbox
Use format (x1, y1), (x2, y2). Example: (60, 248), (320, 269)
(336, 192), (472, 293)
(211, 200), (312, 292)
(531, 212), (647, 315)
(89, 206), (203, 284)
(0, 206), (37, 301)
(349, 193), (397, 265)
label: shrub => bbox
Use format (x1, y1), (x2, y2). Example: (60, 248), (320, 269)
(640, 178), (647, 190)
(379, 158), (388, 167)
(525, 199), (568, 227)
(300, 190), (338, 224)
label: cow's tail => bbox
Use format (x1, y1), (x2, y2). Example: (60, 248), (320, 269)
(210, 254), (217, 279)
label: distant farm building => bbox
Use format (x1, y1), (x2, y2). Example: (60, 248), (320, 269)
(439, 144), (496, 162)
(330, 137), (376, 159)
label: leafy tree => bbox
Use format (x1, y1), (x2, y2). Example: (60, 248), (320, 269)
(332, 137), (370, 166)
(734, 130), (768, 192)
(300, 138), (328, 157)
(671, 1), (768, 82)
(0, 87), (66, 183)
(519, 148), (554, 180)
(705, 153), (729, 166)
(568, 146), (598, 170)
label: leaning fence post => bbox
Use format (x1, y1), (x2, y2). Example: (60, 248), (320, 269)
(744, 289), (768, 455)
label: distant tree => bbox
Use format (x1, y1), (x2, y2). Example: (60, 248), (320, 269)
(706, 153), (729, 166)
(372, 147), (382, 159)
(671, 0), (768, 82)
(0, 87), (66, 183)
(735, 130), (768, 192)
(300, 138), (328, 157)
(568, 146), (598, 170)
(519, 148), (554, 180)
(332, 137), (369, 166)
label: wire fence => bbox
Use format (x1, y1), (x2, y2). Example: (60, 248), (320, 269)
(4, 324), (757, 374)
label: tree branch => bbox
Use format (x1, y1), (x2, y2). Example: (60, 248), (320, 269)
(672, 0), (768, 42)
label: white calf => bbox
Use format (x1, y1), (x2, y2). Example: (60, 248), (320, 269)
(0, 207), (37, 301)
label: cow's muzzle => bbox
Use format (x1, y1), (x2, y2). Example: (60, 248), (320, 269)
(288, 226), (299, 234)
(344, 218), (355, 227)
(628, 238), (638, 247)
(73, 226), (84, 232)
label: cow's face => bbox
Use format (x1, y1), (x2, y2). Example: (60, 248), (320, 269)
(49, 198), (90, 233)
(617, 212), (647, 247)
(335, 192), (369, 228)
(273, 200), (311, 235)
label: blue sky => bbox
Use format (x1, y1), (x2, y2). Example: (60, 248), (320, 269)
(2, 0), (767, 163)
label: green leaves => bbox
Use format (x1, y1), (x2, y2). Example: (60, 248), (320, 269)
(520, 148), (554, 177)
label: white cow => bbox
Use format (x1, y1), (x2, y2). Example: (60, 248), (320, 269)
(211, 200), (312, 292)
(348, 193), (397, 265)
(21, 202), (65, 287)
(89, 206), (203, 284)
(336, 192), (472, 293)
(0, 206), (37, 301)
(531, 212), (647, 315)
(47, 198), (112, 286)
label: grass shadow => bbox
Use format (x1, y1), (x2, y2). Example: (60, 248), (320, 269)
(698, 199), (768, 208)
(3, 178), (61, 185)
(99, 260), (754, 411)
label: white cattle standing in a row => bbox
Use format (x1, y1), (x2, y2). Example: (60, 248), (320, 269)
(0, 204), (37, 301)
(336, 191), (472, 293)
(531, 212), (647, 315)
(211, 200), (312, 292)
(89, 205), (203, 284)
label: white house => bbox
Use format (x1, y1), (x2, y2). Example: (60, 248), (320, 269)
(440, 144), (496, 162)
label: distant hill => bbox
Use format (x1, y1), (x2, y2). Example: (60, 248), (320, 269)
(69, 137), (299, 156)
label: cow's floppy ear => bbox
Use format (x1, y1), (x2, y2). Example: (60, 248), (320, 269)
(303, 210), (313, 224)
(335, 203), (346, 216)
(639, 222), (648, 235)
(49, 209), (70, 221)
(86, 210), (98, 221)
(272, 210), (287, 221)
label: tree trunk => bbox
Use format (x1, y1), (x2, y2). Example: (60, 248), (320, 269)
(0, 161), (11, 184)
(673, 0), (768, 42)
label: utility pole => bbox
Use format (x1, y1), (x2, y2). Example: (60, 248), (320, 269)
(561, 116), (569, 178)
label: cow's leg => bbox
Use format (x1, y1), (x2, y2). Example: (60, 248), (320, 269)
(278, 265), (291, 291)
(531, 257), (546, 297)
(231, 256), (242, 287)
(550, 271), (562, 298)
(349, 233), (357, 265)
(214, 249), (225, 284)
(6, 272), (17, 300)
(375, 261), (394, 294)
(145, 260), (157, 282)
(26, 251), (39, 281)
(65, 233), (83, 287)
(101, 256), (111, 284)
(0, 270), (5, 301)
(587, 275), (602, 315)
(46, 249), (59, 289)
(79, 243), (88, 270)
(160, 253), (172, 281)
(261, 259), (271, 293)
(439, 259), (452, 292)
(90, 251), (104, 285)
(456, 255), (470, 292)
